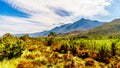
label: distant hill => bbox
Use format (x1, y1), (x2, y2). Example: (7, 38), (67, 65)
(84, 19), (120, 36)
(28, 18), (103, 37)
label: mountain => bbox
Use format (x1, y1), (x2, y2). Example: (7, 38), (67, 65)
(29, 18), (104, 37)
(74, 19), (120, 37)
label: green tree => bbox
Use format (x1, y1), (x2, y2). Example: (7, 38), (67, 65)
(3, 33), (13, 38)
(20, 34), (29, 41)
(48, 32), (57, 37)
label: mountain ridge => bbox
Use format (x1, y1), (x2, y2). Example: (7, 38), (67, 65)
(28, 18), (104, 37)
(66, 18), (120, 37)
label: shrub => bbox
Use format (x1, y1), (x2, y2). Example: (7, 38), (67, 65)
(0, 37), (25, 60)
(17, 60), (42, 68)
(85, 58), (95, 66)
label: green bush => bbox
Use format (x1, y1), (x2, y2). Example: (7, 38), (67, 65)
(0, 37), (25, 60)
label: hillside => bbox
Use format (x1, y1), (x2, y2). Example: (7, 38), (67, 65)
(84, 19), (120, 36)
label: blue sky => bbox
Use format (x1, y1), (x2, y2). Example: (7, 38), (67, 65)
(0, 0), (29, 17)
(0, 0), (120, 35)
(94, 0), (120, 22)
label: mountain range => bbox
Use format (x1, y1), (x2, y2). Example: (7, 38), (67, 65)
(14, 18), (120, 37)
(28, 18), (104, 37)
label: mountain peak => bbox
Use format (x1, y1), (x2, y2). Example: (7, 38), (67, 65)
(81, 18), (88, 20)
(80, 18), (90, 21)
(81, 18), (85, 20)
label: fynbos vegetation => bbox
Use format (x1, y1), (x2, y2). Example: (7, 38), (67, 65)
(0, 33), (120, 68)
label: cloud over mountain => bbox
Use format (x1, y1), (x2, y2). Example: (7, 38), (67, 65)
(0, 0), (112, 35)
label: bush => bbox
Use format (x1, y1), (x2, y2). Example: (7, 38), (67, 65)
(0, 37), (25, 60)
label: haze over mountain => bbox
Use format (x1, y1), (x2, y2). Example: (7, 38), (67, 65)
(28, 18), (104, 37)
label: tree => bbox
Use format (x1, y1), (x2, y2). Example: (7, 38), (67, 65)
(20, 34), (29, 41)
(48, 32), (57, 37)
(3, 33), (13, 38)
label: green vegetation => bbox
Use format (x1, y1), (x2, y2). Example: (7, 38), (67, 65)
(82, 19), (120, 37)
(0, 33), (120, 68)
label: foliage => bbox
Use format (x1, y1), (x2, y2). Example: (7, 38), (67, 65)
(0, 36), (25, 60)
(3, 33), (13, 38)
(48, 32), (57, 37)
(0, 35), (120, 68)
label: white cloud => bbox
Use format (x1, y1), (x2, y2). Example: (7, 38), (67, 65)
(1, 0), (112, 35)
(0, 15), (51, 35)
